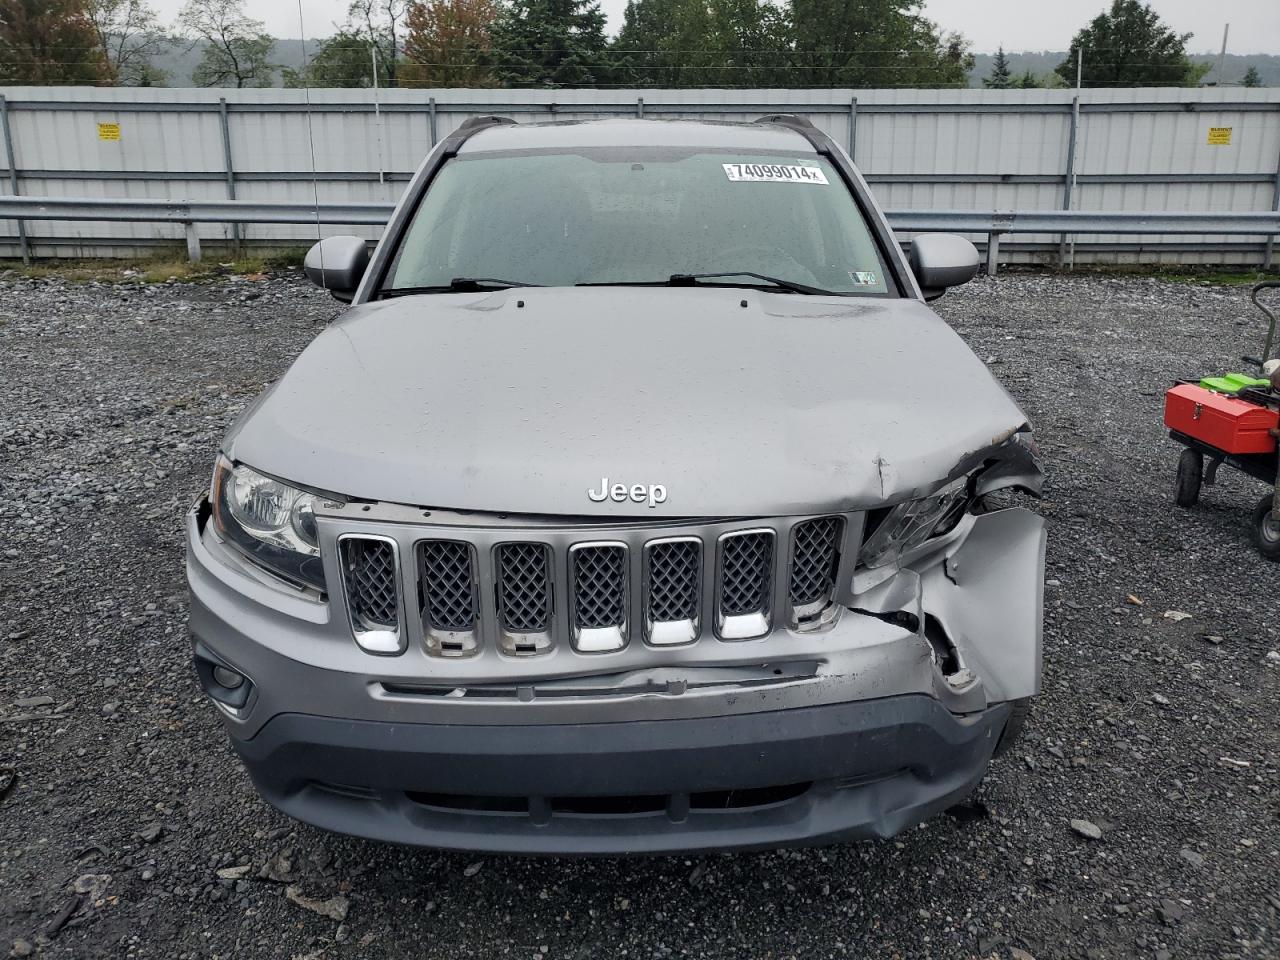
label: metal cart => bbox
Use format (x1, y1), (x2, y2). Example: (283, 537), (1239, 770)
(1170, 280), (1280, 559)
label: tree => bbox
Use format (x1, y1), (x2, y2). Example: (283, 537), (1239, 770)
(289, 30), (379, 87)
(489, 0), (612, 87)
(345, 0), (406, 86)
(1055, 0), (1203, 88)
(613, 0), (789, 87)
(86, 0), (166, 84)
(178, 0), (275, 88)
(284, 29), (383, 87)
(401, 0), (498, 87)
(1015, 69), (1042, 88)
(786, 0), (973, 88)
(982, 45), (1011, 88)
(1242, 65), (1261, 88)
(284, 1), (404, 88)
(612, 0), (679, 85)
(0, 0), (110, 84)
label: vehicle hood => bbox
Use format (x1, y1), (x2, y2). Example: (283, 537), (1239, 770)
(227, 287), (1029, 517)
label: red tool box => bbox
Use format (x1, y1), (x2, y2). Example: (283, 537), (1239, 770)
(1164, 383), (1279, 455)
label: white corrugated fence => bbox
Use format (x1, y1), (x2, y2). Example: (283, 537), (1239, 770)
(1, 85), (1278, 265)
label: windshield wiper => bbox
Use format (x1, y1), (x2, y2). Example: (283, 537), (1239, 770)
(669, 272), (834, 295)
(380, 277), (542, 297)
(576, 272), (835, 295)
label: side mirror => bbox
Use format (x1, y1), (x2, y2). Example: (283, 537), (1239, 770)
(304, 236), (370, 302)
(910, 234), (979, 301)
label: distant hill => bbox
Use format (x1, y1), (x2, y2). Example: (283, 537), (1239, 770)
(968, 51), (1280, 88)
(146, 38), (320, 88)
(125, 40), (1280, 89)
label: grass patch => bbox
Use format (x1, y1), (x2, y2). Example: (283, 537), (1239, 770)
(1060, 263), (1278, 285)
(0, 248), (310, 284)
(261, 248), (308, 269)
(1150, 268), (1276, 286)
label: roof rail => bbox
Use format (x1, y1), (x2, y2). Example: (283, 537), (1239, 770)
(456, 115), (517, 134)
(753, 114), (817, 133)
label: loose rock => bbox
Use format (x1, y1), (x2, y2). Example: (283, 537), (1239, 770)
(1156, 899), (1185, 925)
(285, 885), (350, 922)
(1069, 819), (1103, 841)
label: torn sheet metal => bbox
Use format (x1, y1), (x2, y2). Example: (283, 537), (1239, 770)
(920, 507), (1046, 703)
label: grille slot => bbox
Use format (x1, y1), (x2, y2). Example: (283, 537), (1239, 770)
(788, 517), (844, 607)
(646, 539), (701, 624)
(335, 515), (850, 654)
(719, 531), (774, 617)
(496, 542), (553, 634)
(341, 537), (399, 628)
(420, 540), (477, 631)
(571, 545), (627, 629)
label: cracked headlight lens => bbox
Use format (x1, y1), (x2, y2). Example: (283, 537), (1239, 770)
(211, 455), (326, 591)
(858, 477), (970, 569)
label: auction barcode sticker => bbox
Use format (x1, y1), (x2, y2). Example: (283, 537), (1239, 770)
(723, 163), (828, 184)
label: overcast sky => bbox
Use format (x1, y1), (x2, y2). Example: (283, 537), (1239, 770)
(151, 0), (1280, 54)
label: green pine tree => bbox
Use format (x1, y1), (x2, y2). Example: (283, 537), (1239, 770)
(613, 0), (787, 87)
(785, 0), (972, 88)
(1241, 65), (1261, 88)
(1055, 0), (1204, 88)
(490, 0), (611, 87)
(983, 46), (1012, 88)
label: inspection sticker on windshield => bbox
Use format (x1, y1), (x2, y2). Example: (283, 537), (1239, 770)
(722, 163), (828, 185)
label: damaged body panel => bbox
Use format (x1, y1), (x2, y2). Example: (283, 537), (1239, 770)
(187, 115), (1046, 854)
(225, 289), (1031, 519)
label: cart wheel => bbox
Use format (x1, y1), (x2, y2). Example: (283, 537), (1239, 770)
(1251, 494), (1280, 561)
(1175, 449), (1203, 507)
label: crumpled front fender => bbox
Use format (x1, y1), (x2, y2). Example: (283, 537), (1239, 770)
(920, 507), (1046, 703)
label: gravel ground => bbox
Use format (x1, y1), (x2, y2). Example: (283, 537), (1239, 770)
(1, 270), (1278, 960)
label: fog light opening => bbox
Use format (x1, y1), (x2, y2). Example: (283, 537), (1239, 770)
(212, 665), (245, 690)
(193, 642), (255, 710)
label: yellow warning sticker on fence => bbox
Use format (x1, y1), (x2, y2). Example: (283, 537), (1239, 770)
(1207, 126), (1232, 145)
(97, 122), (121, 141)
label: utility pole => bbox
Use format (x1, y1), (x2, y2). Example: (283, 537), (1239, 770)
(1215, 24), (1229, 86)
(372, 45), (385, 185)
(1068, 46), (1083, 272)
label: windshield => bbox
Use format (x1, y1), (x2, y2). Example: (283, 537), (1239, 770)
(383, 148), (895, 296)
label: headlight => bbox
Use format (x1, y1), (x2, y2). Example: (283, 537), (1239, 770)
(211, 455), (327, 591)
(858, 476), (970, 569)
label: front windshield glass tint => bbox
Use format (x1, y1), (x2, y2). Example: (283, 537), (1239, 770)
(385, 148), (894, 295)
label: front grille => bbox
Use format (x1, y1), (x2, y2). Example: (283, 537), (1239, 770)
(646, 539), (701, 623)
(788, 517), (843, 606)
(420, 540), (476, 631)
(496, 542), (552, 633)
(338, 513), (850, 655)
(719, 531), (774, 616)
(341, 537), (399, 629)
(571, 545), (627, 629)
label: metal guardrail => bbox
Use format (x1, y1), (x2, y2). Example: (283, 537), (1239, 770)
(1, 196), (1279, 274)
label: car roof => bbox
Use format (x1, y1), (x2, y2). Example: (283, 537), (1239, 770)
(457, 117), (818, 154)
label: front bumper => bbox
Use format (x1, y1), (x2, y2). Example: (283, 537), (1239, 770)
(234, 695), (1009, 855)
(186, 498), (1044, 853)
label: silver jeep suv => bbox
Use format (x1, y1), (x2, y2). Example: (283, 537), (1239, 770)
(186, 115), (1045, 854)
